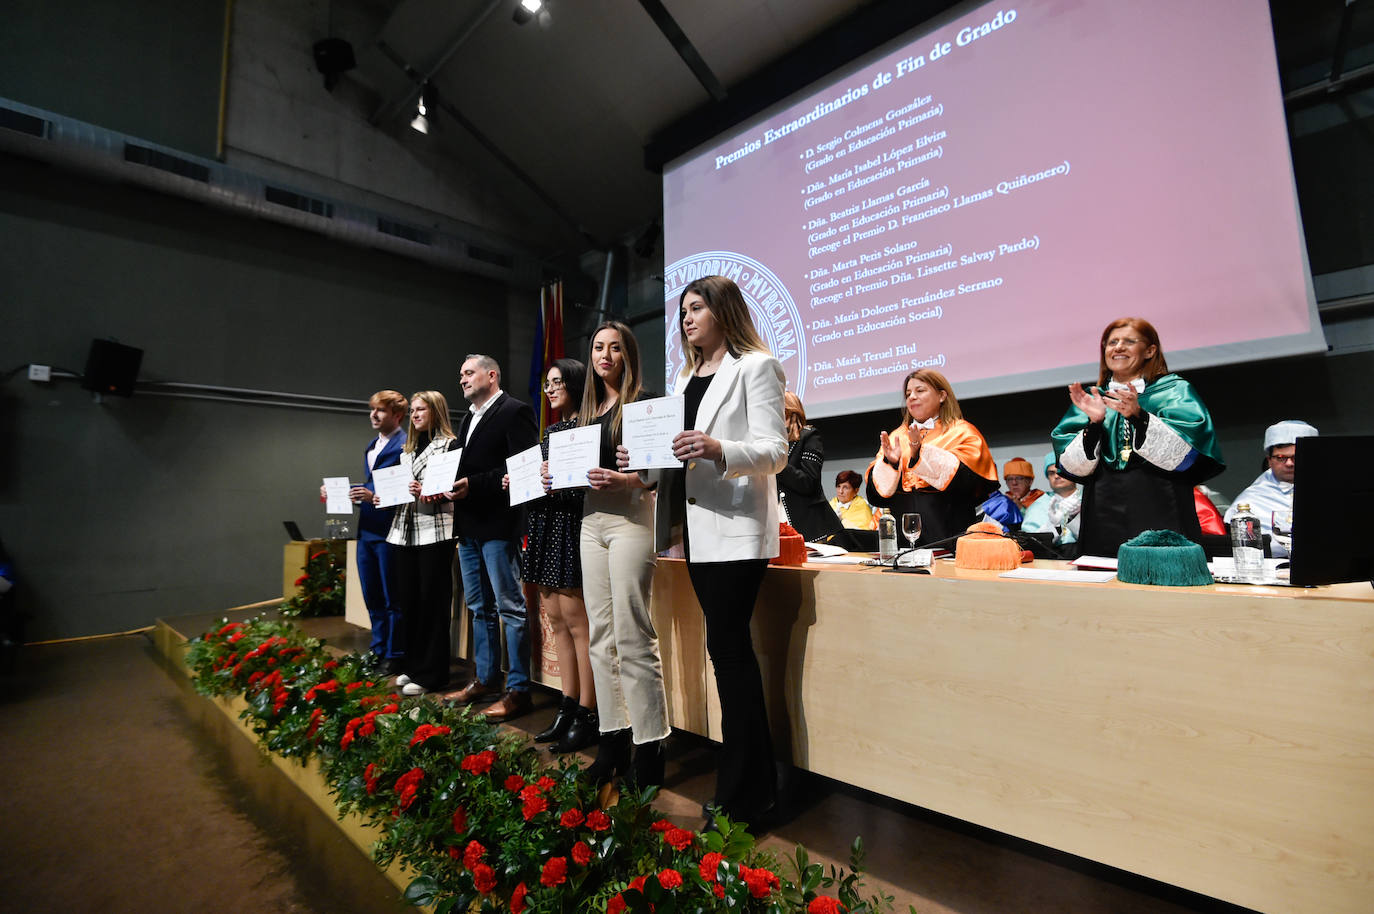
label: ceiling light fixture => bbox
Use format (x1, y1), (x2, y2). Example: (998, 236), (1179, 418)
(512, 0), (544, 25)
(410, 85), (431, 134)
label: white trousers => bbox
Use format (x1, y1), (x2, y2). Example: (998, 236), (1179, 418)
(580, 487), (668, 743)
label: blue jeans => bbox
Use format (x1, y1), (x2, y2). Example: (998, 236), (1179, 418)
(457, 537), (529, 692)
(356, 530), (402, 659)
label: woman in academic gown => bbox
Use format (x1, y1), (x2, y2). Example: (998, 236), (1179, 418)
(1050, 317), (1224, 556)
(864, 369), (999, 548)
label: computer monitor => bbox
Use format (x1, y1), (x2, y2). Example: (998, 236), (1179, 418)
(1288, 435), (1374, 587)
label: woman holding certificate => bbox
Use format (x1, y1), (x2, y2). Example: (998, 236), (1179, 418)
(637, 274), (789, 828)
(520, 358), (599, 754)
(577, 321), (668, 787)
(385, 390), (458, 697)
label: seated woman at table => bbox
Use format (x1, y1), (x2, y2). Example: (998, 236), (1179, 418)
(829, 470), (874, 530)
(864, 369), (999, 548)
(1050, 317), (1224, 556)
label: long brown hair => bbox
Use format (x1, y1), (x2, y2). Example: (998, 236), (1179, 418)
(403, 390), (455, 453)
(677, 275), (770, 375)
(1097, 317), (1169, 386)
(577, 321), (642, 442)
(783, 391), (807, 442)
(896, 369), (962, 429)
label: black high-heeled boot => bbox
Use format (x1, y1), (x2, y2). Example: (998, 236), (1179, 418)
(551, 705), (599, 754)
(535, 695), (576, 743)
(582, 728), (631, 785)
(627, 738), (665, 789)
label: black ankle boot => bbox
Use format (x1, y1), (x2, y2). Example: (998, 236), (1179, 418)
(583, 728), (631, 785)
(628, 738), (665, 789)
(551, 705), (599, 754)
(535, 695), (577, 743)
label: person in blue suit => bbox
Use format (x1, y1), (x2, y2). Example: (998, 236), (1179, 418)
(352, 390), (407, 672)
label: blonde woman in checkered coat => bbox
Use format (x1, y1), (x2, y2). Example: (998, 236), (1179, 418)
(386, 390), (458, 696)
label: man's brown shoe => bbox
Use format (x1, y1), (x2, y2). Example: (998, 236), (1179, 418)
(482, 689), (533, 721)
(447, 679), (496, 706)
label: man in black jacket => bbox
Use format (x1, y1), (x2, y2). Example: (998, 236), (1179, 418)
(448, 354), (539, 720)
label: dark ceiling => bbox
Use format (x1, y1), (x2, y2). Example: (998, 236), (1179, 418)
(327, 0), (1373, 256)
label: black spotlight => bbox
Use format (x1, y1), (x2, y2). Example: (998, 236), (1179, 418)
(313, 38), (356, 91)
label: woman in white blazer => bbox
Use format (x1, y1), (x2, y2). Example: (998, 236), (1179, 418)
(627, 275), (788, 826)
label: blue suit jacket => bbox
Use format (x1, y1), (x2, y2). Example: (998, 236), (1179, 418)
(358, 432), (405, 537)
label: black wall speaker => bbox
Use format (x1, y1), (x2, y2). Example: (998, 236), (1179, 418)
(81, 339), (143, 397)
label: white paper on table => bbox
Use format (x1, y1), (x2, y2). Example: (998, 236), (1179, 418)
(804, 542), (849, 557)
(420, 448), (463, 496)
(506, 443), (545, 507)
(549, 423), (601, 489)
(322, 476), (353, 514)
(1000, 567), (1117, 583)
(622, 396), (685, 470)
(372, 464), (413, 508)
(1070, 555), (1118, 570)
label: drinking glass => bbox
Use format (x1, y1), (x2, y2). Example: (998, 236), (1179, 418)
(901, 513), (922, 548)
(1272, 510), (1293, 556)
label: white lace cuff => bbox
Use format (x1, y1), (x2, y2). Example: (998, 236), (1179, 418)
(870, 458), (900, 498)
(1135, 415), (1194, 471)
(914, 444), (959, 490)
(1059, 431), (1097, 476)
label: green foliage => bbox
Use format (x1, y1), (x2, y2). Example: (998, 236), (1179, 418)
(186, 616), (897, 914)
(280, 547), (345, 617)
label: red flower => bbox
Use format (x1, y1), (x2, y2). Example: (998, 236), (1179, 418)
(393, 767), (425, 811)
(408, 724), (451, 747)
(699, 851), (724, 883)
(536, 775), (557, 792)
(559, 807), (585, 828)
(228, 630), (245, 643)
(472, 862), (497, 894)
(571, 841), (592, 866)
(540, 856), (568, 888)
(447, 846), (462, 861)
(294, 574), (308, 586)
(510, 882), (528, 914)
(522, 795), (549, 821)
(461, 749), (497, 775)
(586, 809), (611, 831)
(305, 708), (324, 738)
(628, 875), (648, 893)
(519, 784), (542, 802)
(216, 622), (242, 636)
(658, 868), (683, 890)
(650, 818), (674, 832)
(505, 774), (526, 793)
(323, 660), (339, 670)
(663, 827), (695, 851)
(808, 898), (847, 914)
(739, 865), (780, 899)
(713, 883), (725, 899)
(363, 763), (380, 795)
(451, 806), (468, 834)
(607, 894), (626, 914)
(462, 840), (486, 870)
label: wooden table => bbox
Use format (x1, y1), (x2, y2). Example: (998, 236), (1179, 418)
(649, 557), (1374, 914)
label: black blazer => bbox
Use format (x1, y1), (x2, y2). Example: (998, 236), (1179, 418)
(453, 391), (539, 541)
(777, 426), (845, 543)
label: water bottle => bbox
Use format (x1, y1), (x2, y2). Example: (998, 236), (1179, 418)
(1229, 502), (1263, 582)
(877, 509), (898, 563)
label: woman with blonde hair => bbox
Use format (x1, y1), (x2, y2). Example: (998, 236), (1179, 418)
(624, 274), (788, 827)
(385, 390), (459, 696)
(577, 321), (667, 786)
(864, 369), (999, 548)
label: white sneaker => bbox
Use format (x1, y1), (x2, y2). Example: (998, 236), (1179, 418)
(395, 673), (412, 686)
(401, 681), (427, 696)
